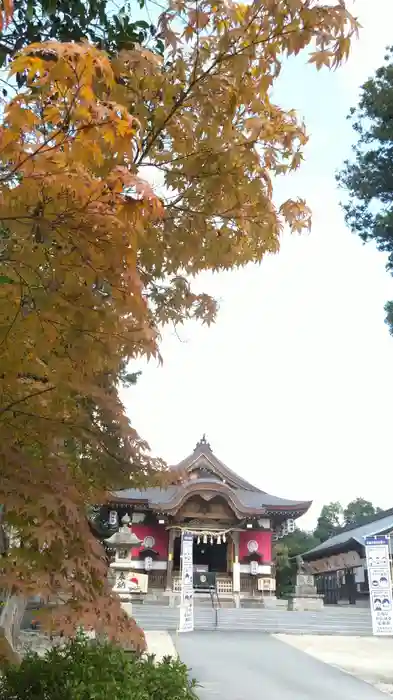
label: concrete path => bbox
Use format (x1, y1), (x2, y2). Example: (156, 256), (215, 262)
(276, 635), (393, 695)
(144, 631), (177, 661)
(174, 632), (387, 700)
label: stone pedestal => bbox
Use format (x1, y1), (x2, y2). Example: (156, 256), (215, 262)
(121, 602), (133, 617)
(287, 574), (324, 612)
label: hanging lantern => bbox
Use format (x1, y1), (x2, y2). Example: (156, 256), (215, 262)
(210, 536), (214, 545)
(223, 534), (226, 543)
(217, 535), (221, 545)
(203, 534), (207, 544)
(197, 536), (201, 545)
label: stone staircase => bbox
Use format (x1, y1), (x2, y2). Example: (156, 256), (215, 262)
(131, 604), (373, 635)
(134, 591), (236, 607)
(133, 591), (285, 609)
(193, 594), (235, 608)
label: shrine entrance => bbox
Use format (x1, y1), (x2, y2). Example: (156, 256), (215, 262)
(193, 538), (228, 573)
(173, 534), (230, 574)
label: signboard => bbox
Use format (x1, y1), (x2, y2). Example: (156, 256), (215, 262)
(365, 535), (393, 636)
(194, 571), (216, 589)
(178, 532), (194, 633)
(114, 570), (148, 594)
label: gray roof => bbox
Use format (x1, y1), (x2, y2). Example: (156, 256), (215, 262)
(235, 490), (309, 509)
(111, 437), (311, 515)
(304, 512), (393, 559)
(112, 484), (309, 511)
(172, 449), (259, 491)
(112, 486), (179, 504)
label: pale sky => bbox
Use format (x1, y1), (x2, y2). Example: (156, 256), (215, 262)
(121, 0), (393, 530)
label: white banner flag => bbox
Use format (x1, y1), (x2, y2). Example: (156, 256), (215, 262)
(365, 535), (393, 636)
(178, 531), (194, 633)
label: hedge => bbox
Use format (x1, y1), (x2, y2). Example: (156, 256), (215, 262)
(0, 633), (199, 700)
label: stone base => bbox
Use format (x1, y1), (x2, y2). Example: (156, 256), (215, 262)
(263, 596), (288, 610)
(287, 595), (324, 612)
(293, 585), (318, 597)
(121, 602), (133, 617)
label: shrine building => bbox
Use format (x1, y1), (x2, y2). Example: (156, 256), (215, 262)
(105, 436), (311, 598)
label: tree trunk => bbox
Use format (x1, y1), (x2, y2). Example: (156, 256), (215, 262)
(0, 593), (26, 665)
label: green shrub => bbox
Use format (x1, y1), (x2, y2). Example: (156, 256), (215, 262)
(0, 634), (198, 700)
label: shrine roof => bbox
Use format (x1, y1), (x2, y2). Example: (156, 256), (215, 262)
(169, 434), (261, 491)
(112, 486), (180, 504)
(111, 436), (311, 517)
(111, 485), (309, 510)
(303, 508), (393, 559)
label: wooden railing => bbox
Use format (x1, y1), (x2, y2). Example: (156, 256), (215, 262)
(240, 575), (254, 593)
(240, 575), (262, 595)
(173, 576), (234, 594)
(148, 572), (166, 589)
(216, 578), (233, 594)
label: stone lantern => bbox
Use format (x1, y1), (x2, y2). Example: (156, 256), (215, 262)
(104, 513), (142, 603)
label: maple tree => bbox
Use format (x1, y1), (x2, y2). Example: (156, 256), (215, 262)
(0, 41), (164, 653)
(0, 0), (358, 654)
(106, 0), (358, 325)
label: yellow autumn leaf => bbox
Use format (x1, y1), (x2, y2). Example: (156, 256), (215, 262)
(308, 50), (334, 70)
(102, 128), (116, 145)
(43, 105), (62, 123)
(116, 119), (133, 137)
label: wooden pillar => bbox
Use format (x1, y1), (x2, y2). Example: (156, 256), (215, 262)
(227, 536), (233, 573)
(165, 528), (176, 591)
(232, 531), (240, 593)
(232, 531), (239, 560)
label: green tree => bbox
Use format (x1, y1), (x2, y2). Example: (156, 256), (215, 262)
(281, 529), (321, 558)
(343, 497), (381, 526)
(314, 501), (343, 543)
(0, 0), (159, 66)
(337, 46), (393, 333)
(274, 528), (320, 597)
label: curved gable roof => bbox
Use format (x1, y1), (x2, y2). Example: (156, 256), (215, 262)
(110, 436), (311, 518)
(171, 435), (261, 492)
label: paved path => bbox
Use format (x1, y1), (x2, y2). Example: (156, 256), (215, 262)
(144, 631), (177, 661)
(276, 634), (393, 695)
(174, 632), (386, 700)
(131, 604), (373, 635)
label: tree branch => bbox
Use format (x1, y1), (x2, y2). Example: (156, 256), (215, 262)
(0, 386), (55, 418)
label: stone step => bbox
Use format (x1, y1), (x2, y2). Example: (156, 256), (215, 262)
(193, 600), (235, 608)
(130, 604), (373, 635)
(240, 599), (265, 608)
